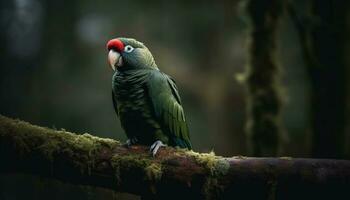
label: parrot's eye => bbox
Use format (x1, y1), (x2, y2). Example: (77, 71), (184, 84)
(124, 45), (134, 53)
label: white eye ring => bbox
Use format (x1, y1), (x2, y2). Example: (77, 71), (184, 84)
(124, 45), (134, 53)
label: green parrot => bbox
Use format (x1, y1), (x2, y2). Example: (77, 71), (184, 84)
(106, 37), (192, 156)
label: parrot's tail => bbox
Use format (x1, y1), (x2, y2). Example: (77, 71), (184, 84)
(172, 137), (192, 150)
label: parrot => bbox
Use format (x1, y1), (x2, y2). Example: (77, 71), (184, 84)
(106, 37), (192, 156)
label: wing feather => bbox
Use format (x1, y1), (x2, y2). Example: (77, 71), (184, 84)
(146, 71), (192, 149)
(112, 90), (119, 116)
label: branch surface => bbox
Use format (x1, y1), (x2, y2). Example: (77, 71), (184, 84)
(0, 115), (349, 199)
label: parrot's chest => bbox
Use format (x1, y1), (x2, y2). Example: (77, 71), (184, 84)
(113, 71), (148, 111)
(112, 71), (160, 142)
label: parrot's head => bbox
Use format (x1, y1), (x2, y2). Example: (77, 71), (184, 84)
(106, 37), (157, 71)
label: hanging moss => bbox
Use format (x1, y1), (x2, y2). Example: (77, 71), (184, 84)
(243, 0), (286, 156)
(202, 177), (220, 200)
(183, 150), (230, 199)
(145, 163), (162, 181)
(110, 153), (163, 185)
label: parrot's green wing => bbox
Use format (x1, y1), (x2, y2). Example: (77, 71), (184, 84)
(147, 70), (192, 149)
(112, 90), (119, 116)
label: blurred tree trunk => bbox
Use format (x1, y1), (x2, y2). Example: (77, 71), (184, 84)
(34, 0), (81, 125)
(245, 0), (285, 156)
(288, 0), (348, 158)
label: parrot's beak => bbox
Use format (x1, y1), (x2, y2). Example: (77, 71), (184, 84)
(108, 50), (123, 71)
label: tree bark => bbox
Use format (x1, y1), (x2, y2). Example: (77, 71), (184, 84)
(288, 0), (348, 158)
(0, 115), (349, 200)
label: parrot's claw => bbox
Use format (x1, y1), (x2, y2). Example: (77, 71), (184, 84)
(150, 140), (166, 157)
(124, 137), (138, 148)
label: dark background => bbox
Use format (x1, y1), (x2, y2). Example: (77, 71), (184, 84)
(0, 0), (349, 199)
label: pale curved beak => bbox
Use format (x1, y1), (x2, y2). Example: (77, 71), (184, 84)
(108, 50), (123, 71)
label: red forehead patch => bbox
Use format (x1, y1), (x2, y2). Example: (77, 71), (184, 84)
(106, 38), (124, 52)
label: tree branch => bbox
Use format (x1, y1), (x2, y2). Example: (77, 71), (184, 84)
(0, 115), (349, 199)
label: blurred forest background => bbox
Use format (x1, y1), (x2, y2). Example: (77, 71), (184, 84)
(1, 0), (350, 199)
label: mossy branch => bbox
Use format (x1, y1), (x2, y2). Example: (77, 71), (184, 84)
(0, 115), (349, 199)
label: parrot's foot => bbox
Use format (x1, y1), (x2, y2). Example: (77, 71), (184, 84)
(150, 140), (166, 157)
(124, 137), (138, 148)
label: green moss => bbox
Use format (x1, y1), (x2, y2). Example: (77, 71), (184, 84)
(187, 151), (217, 173)
(202, 177), (223, 200)
(145, 163), (162, 181)
(279, 156), (292, 160)
(174, 147), (231, 196)
(0, 115), (166, 194)
(111, 154), (162, 185)
(185, 150), (229, 176)
(183, 150), (230, 199)
(0, 115), (120, 175)
(37, 138), (62, 160)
